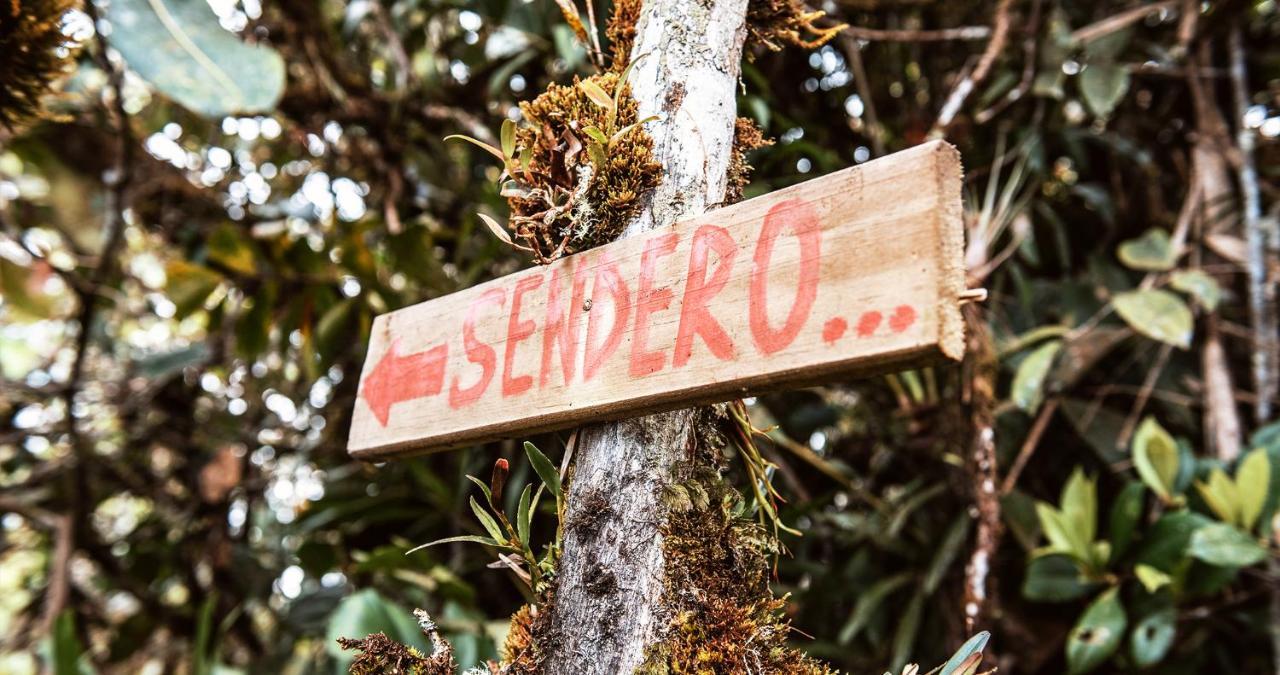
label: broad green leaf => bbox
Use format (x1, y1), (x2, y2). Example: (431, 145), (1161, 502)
(1011, 340), (1062, 412)
(1132, 417), (1180, 501)
(1066, 588), (1127, 674)
(1112, 290), (1193, 349)
(500, 119), (516, 158)
(579, 80), (613, 110)
(837, 572), (912, 644)
(207, 224), (256, 275)
(1022, 554), (1098, 602)
(1080, 63), (1130, 117)
(324, 589), (430, 665)
(524, 442), (561, 501)
(1116, 229), (1175, 271)
(106, 0), (285, 117)
(1135, 511), (1211, 573)
(1187, 522), (1267, 567)
(1036, 502), (1087, 561)
(165, 260), (222, 318)
(1195, 469), (1238, 525)
(1237, 448), (1270, 532)
(940, 631), (990, 675)
(1134, 564), (1171, 593)
(470, 496), (506, 544)
(1060, 468), (1098, 549)
(1129, 608), (1176, 667)
(52, 611), (84, 675)
(1170, 269), (1221, 311)
(1107, 481), (1145, 561)
(516, 484), (532, 547)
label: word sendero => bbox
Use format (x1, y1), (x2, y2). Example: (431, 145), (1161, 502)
(349, 140), (965, 458)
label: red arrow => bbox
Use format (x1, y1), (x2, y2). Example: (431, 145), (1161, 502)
(361, 340), (449, 426)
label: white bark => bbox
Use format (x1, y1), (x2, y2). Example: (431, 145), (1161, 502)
(539, 2), (749, 672)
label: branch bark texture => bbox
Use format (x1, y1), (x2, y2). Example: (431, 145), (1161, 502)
(539, 1), (749, 672)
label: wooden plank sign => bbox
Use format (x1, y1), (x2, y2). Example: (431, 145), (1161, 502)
(349, 140), (965, 459)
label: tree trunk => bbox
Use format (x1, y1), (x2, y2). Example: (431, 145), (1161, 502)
(539, 1), (749, 672)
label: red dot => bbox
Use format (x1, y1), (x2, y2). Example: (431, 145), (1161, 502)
(889, 305), (916, 333)
(822, 317), (847, 343)
(856, 311), (882, 337)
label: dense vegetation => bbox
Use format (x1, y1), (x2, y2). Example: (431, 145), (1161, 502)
(1, 0), (1277, 673)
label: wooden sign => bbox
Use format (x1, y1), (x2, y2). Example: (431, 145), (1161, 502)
(349, 140), (965, 459)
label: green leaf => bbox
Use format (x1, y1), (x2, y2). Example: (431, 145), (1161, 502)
(324, 589), (430, 666)
(1080, 63), (1130, 117)
(405, 535), (500, 554)
(889, 590), (925, 673)
(1236, 448), (1270, 532)
(445, 134), (507, 163)
(1107, 481), (1146, 561)
(524, 442), (561, 501)
(1194, 468), (1238, 525)
(470, 496), (506, 544)
(1135, 511), (1211, 573)
(940, 631), (990, 675)
(105, 0), (285, 117)
(1036, 502), (1089, 562)
(1060, 468), (1098, 550)
(1132, 417), (1180, 501)
(465, 474), (495, 508)
(1022, 554), (1099, 602)
(579, 79), (614, 110)
(1129, 608), (1176, 667)
(1011, 340), (1062, 412)
(1187, 522), (1267, 567)
(586, 141), (607, 171)
(1170, 269), (1221, 311)
(581, 125), (609, 145)
(1116, 229), (1175, 271)
(500, 119), (516, 158)
(51, 610), (84, 675)
(923, 513), (970, 594)
(1134, 564), (1171, 593)
(1112, 290), (1193, 349)
(165, 260), (222, 318)
(207, 224), (256, 275)
(836, 572), (912, 644)
(516, 484), (532, 547)
(1066, 588), (1127, 674)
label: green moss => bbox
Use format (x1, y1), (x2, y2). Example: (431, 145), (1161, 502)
(639, 458), (835, 675)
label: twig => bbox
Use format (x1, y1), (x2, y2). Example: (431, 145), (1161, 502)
(1229, 25), (1277, 423)
(961, 304), (1001, 633)
(1069, 0), (1178, 44)
(931, 0), (1017, 136)
(1203, 317), (1243, 462)
(1001, 397), (1059, 496)
(1117, 343), (1174, 449)
(843, 24), (992, 42)
(975, 0), (1042, 125)
(837, 34), (885, 156)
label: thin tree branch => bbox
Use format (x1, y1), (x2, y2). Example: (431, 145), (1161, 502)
(1069, 0), (1179, 44)
(843, 24), (991, 42)
(931, 0), (1017, 136)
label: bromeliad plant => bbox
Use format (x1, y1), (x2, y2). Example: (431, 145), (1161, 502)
(408, 442), (565, 595)
(1024, 419), (1277, 673)
(444, 57), (660, 263)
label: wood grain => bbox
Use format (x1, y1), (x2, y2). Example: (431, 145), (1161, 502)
(348, 140), (965, 459)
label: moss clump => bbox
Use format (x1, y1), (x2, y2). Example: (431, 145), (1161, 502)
(0, 0), (79, 129)
(725, 117), (773, 205)
(337, 632), (455, 675)
(744, 0), (845, 55)
(509, 70), (660, 255)
(605, 0), (643, 71)
(639, 464), (835, 675)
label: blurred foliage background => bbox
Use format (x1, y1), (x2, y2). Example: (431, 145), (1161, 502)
(1, 0), (1279, 673)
